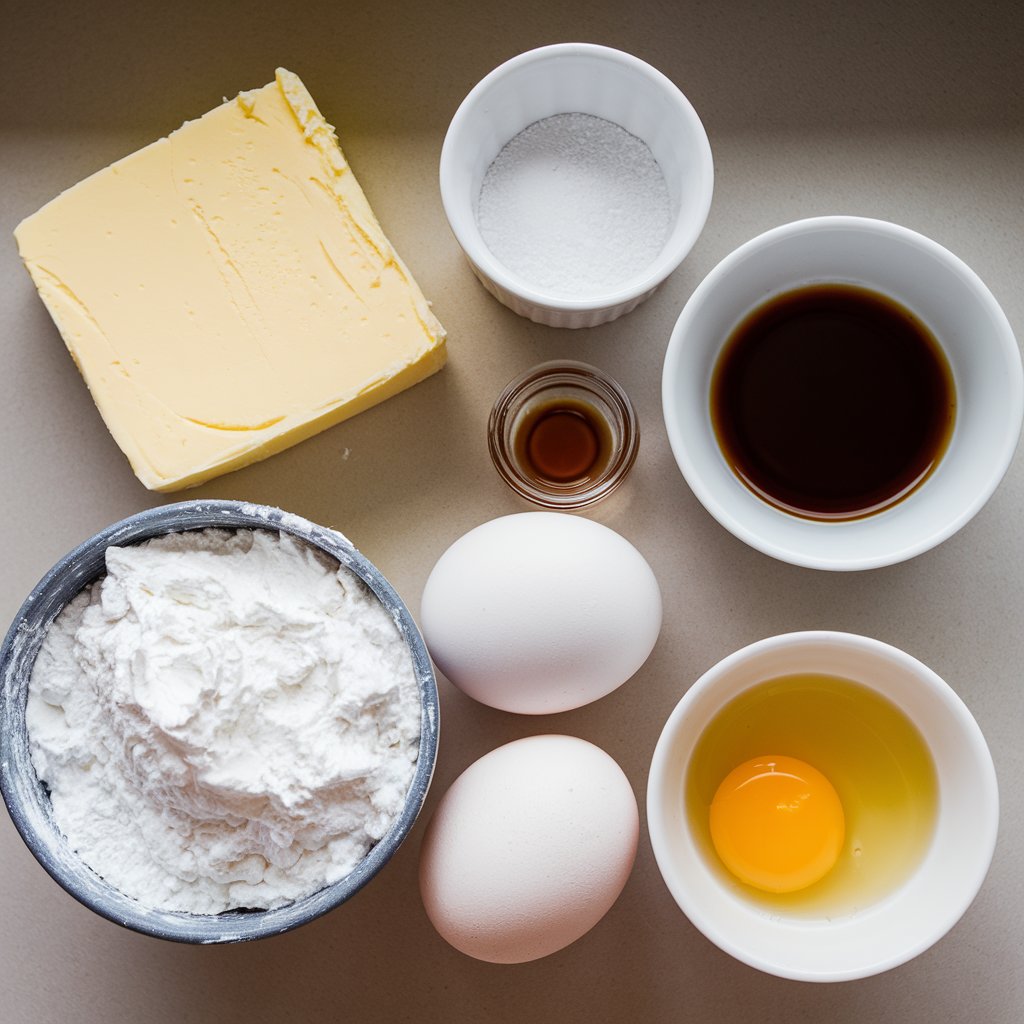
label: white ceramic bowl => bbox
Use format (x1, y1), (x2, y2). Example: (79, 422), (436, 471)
(440, 43), (713, 328)
(662, 216), (1023, 569)
(647, 631), (998, 982)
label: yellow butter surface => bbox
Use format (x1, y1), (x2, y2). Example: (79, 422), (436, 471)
(14, 68), (447, 491)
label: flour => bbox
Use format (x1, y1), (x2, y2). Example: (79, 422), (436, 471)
(26, 528), (421, 915)
(477, 112), (671, 297)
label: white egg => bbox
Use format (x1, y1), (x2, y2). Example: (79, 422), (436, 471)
(418, 735), (639, 963)
(419, 512), (662, 714)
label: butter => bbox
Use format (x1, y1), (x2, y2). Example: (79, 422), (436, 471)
(14, 68), (446, 491)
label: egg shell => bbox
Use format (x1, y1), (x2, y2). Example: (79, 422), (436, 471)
(419, 512), (662, 714)
(418, 734), (639, 964)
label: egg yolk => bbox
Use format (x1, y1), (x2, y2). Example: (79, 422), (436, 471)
(709, 755), (845, 894)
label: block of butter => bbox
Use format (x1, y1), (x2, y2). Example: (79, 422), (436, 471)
(14, 68), (446, 491)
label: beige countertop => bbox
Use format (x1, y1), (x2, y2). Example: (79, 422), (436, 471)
(2, 1), (1022, 1020)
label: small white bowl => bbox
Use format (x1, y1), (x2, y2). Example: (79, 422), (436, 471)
(647, 631), (998, 982)
(662, 216), (1023, 570)
(440, 43), (713, 328)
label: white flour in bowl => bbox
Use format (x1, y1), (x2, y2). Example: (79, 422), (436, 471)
(26, 528), (420, 915)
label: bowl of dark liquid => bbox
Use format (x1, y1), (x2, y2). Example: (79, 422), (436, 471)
(662, 217), (1022, 570)
(488, 360), (639, 509)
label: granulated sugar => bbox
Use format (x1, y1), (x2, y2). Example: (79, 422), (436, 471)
(477, 113), (671, 298)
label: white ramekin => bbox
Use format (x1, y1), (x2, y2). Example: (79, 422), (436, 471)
(440, 43), (714, 329)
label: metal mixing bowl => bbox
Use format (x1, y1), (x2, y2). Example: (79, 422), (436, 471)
(0, 500), (439, 943)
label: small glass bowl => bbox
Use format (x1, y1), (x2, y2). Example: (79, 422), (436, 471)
(488, 360), (639, 509)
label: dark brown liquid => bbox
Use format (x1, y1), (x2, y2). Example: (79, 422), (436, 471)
(711, 284), (956, 520)
(514, 397), (613, 483)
